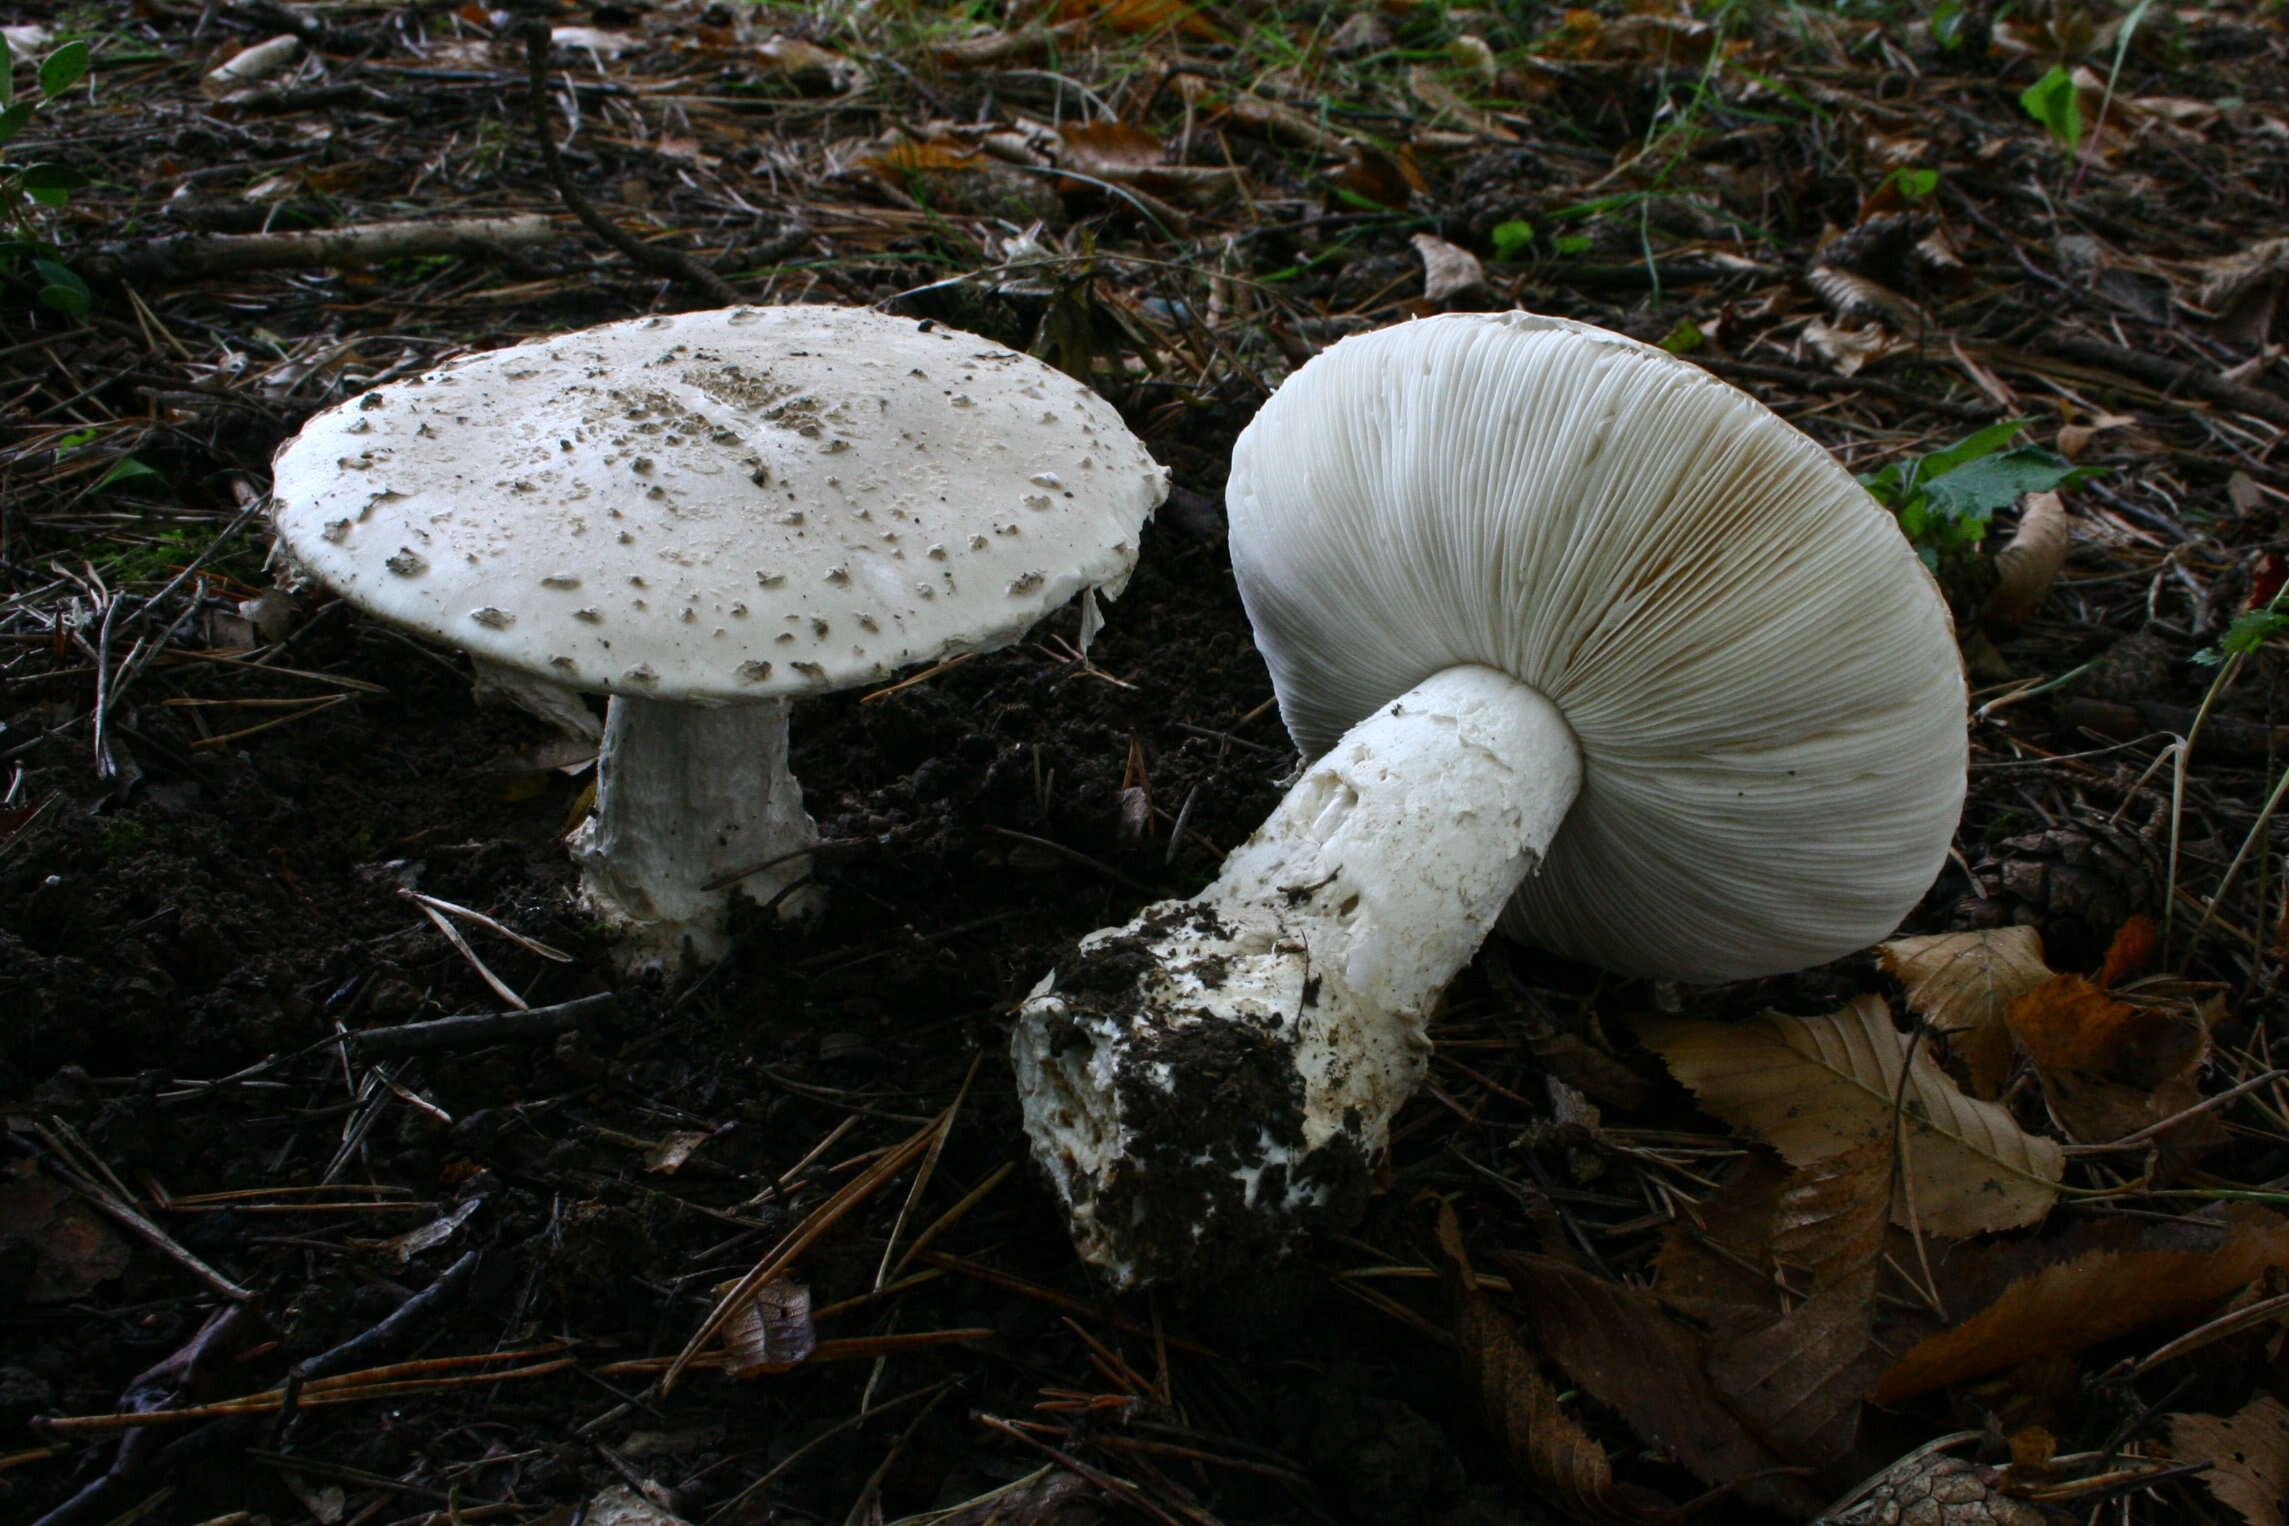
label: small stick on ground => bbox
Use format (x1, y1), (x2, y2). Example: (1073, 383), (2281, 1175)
(81, 216), (559, 283)
(519, 23), (742, 305)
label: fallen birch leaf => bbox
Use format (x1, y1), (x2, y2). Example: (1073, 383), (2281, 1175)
(1881, 927), (2053, 1098)
(1871, 1210), (2289, 1404)
(1640, 996), (2063, 1237)
(1432, 1205), (1663, 1524)
(2169, 1396), (2289, 1526)
(1705, 1144), (1891, 1459)
(1986, 491), (2070, 623)
(1494, 1251), (1820, 1515)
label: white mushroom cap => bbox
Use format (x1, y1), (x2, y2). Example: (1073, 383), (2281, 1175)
(1227, 311), (1966, 982)
(270, 306), (1167, 701)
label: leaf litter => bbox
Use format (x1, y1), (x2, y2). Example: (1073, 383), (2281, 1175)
(3, 2), (2289, 1523)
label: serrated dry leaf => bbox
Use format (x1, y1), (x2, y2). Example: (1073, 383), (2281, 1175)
(1986, 491), (2070, 623)
(2170, 1396), (2289, 1526)
(1881, 927), (2053, 1098)
(1705, 1144), (1893, 1459)
(1871, 1210), (2289, 1404)
(1494, 1251), (1820, 1515)
(1640, 996), (2063, 1238)
(1432, 1205), (1663, 1525)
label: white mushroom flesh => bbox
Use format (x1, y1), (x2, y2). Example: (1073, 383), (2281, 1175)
(1012, 310), (1966, 1284)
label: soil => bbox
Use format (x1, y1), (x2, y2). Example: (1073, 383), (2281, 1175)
(6, 5), (2289, 1525)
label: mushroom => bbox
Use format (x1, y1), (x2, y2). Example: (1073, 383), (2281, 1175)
(270, 305), (1166, 968)
(1011, 311), (1967, 1286)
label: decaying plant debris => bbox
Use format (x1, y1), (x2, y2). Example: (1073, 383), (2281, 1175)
(4, 3), (2289, 1523)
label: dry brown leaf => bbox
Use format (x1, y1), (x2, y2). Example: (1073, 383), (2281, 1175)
(1053, 0), (1225, 42)
(2169, 1396), (2289, 1526)
(1328, 141), (1424, 208)
(1639, 996), (2063, 1238)
(1494, 1252), (1821, 1515)
(1705, 1144), (1892, 1460)
(0, 1159), (132, 1302)
(1056, 121), (1163, 177)
(1800, 317), (1911, 376)
(1986, 491), (2070, 623)
(1881, 927), (2053, 1099)
(717, 1274), (817, 1378)
(1411, 233), (1488, 304)
(1432, 1206), (1664, 1525)
(1871, 1210), (2289, 1404)
(1406, 67), (1519, 141)
(755, 34), (868, 92)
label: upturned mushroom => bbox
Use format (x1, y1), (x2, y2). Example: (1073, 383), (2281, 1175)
(270, 305), (1166, 968)
(1011, 311), (1967, 1286)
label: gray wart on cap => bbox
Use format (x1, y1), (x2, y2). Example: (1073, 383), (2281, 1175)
(271, 304), (1167, 967)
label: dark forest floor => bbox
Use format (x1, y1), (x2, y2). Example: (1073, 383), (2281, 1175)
(6, 3), (2289, 1524)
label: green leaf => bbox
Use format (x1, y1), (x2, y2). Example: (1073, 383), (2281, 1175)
(1931, 2), (1969, 49)
(0, 100), (32, 146)
(33, 257), (88, 313)
(2020, 65), (2082, 149)
(1, 30), (15, 109)
(39, 40), (91, 99)
(21, 162), (85, 191)
(1918, 447), (2082, 529)
(1553, 232), (1591, 256)
(97, 456), (165, 489)
(1889, 166), (1938, 199)
(1659, 319), (1704, 355)
(2217, 607), (2289, 660)
(1490, 218), (1535, 261)
(1915, 417), (2033, 481)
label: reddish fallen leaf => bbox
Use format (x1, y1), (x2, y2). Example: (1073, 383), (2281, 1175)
(2005, 974), (2141, 1073)
(1492, 1251), (1821, 1516)
(1431, 1205), (1664, 1525)
(2094, 913), (2161, 988)
(1871, 1209), (2289, 1405)
(2005, 973), (2212, 1148)
(2169, 1396), (2289, 1526)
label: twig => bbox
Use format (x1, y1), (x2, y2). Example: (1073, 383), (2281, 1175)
(80, 217), (559, 283)
(518, 23), (742, 304)
(344, 992), (620, 1059)
(2034, 334), (2289, 428)
(31, 1253), (482, 1526)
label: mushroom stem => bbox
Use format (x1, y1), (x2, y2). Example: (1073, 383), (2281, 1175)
(1011, 663), (1580, 1286)
(571, 695), (819, 970)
